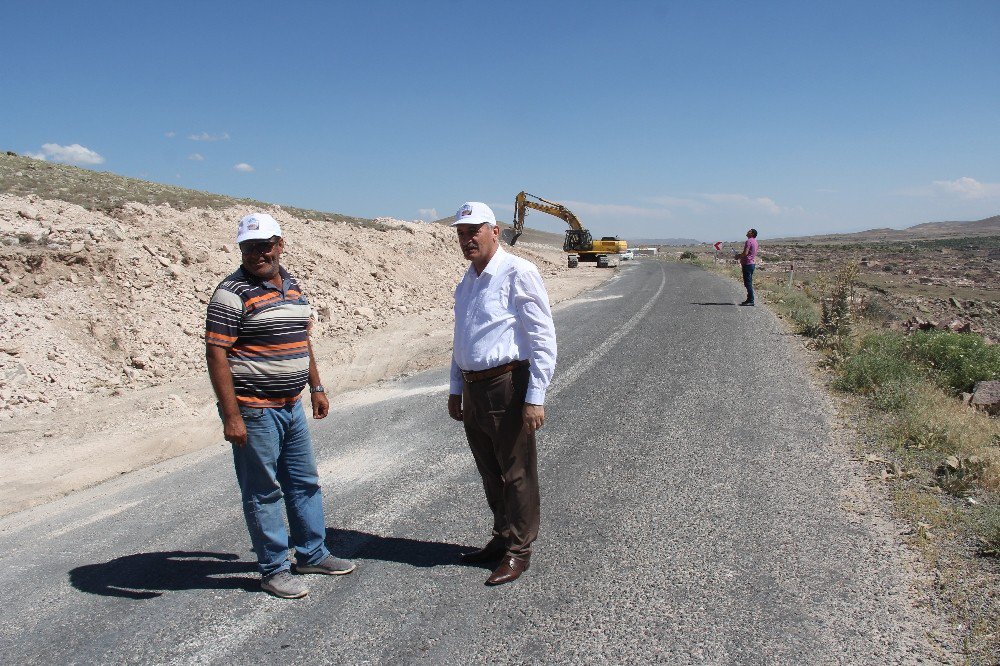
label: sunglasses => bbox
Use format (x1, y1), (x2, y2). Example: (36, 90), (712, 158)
(239, 237), (280, 255)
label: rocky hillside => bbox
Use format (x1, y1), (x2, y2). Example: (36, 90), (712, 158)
(0, 151), (366, 223)
(0, 157), (569, 424)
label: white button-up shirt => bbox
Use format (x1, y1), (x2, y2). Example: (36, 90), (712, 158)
(450, 247), (557, 405)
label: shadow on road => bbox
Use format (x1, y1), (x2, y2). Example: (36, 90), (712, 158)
(70, 531), (484, 599)
(69, 550), (257, 599)
(329, 528), (491, 570)
(690, 302), (738, 306)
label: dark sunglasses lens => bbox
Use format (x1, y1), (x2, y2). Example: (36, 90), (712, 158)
(241, 240), (275, 254)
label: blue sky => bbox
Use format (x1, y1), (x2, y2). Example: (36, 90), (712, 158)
(3, 1), (999, 241)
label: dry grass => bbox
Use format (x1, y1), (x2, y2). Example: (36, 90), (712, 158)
(0, 152), (369, 224)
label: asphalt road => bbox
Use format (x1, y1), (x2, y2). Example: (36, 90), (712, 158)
(0, 259), (939, 664)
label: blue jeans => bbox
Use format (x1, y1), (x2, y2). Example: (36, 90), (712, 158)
(742, 263), (755, 303)
(230, 401), (330, 576)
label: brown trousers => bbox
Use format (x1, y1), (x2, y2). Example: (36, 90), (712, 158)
(462, 364), (540, 558)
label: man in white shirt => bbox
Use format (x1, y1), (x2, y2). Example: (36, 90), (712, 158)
(447, 201), (557, 586)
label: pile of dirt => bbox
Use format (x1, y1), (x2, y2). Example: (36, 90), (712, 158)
(0, 191), (605, 515)
(0, 194), (574, 421)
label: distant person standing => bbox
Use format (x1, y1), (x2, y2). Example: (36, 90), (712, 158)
(205, 212), (355, 599)
(739, 228), (758, 306)
(447, 201), (557, 586)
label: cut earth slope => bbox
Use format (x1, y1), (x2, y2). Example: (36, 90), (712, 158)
(0, 192), (606, 516)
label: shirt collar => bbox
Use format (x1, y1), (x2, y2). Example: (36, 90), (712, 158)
(476, 246), (507, 278)
(237, 265), (291, 290)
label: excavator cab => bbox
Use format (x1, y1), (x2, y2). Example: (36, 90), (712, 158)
(563, 229), (593, 253)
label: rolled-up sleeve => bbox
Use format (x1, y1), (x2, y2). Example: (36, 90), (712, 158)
(513, 269), (557, 404)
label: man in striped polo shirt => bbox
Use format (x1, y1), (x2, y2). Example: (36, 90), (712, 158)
(205, 212), (354, 599)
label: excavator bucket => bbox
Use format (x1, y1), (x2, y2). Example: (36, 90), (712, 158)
(501, 227), (522, 246)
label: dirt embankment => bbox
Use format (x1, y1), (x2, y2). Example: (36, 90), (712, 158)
(0, 194), (606, 516)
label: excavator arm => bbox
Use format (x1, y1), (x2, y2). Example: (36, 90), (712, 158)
(508, 191), (583, 246)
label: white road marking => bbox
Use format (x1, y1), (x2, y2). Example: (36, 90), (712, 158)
(548, 264), (666, 398)
(565, 294), (626, 305)
(47, 500), (143, 539)
(335, 383), (450, 408)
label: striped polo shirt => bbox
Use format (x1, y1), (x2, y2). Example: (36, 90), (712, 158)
(205, 266), (312, 408)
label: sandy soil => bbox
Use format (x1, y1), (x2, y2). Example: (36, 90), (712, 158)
(0, 195), (608, 516)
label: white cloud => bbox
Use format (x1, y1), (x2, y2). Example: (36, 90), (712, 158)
(164, 131), (176, 138)
(189, 132), (230, 142)
(505, 192), (795, 225)
(27, 143), (105, 165)
(418, 208), (439, 221)
(188, 153), (204, 161)
(644, 196), (708, 213)
(233, 163), (254, 172)
(561, 201), (669, 219)
(697, 193), (784, 214)
(932, 176), (1000, 199)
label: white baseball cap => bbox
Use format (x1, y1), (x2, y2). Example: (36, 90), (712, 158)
(236, 212), (282, 243)
(451, 201), (497, 227)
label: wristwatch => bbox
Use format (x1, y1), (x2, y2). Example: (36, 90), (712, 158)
(309, 385), (326, 393)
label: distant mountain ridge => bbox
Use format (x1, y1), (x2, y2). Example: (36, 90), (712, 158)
(771, 214), (1000, 243)
(907, 215), (1000, 234)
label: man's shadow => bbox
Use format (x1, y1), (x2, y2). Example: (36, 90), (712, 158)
(69, 530), (482, 599)
(690, 302), (738, 306)
(69, 551), (257, 599)
(327, 528), (490, 570)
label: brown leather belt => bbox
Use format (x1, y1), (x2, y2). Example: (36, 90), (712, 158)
(461, 359), (529, 383)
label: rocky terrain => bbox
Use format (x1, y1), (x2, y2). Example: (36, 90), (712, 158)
(0, 154), (606, 515)
(758, 236), (1000, 339)
(680, 231), (999, 340)
(0, 196), (482, 421)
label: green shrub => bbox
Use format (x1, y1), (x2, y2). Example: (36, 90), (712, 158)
(870, 380), (914, 412)
(680, 250), (697, 260)
(904, 331), (1000, 394)
(835, 333), (919, 398)
(769, 285), (821, 334)
(836, 330), (1000, 398)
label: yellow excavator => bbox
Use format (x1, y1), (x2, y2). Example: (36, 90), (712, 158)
(506, 191), (626, 268)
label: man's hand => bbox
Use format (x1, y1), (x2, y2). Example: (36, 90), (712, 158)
(523, 403), (545, 434)
(448, 394), (463, 421)
(223, 413), (248, 447)
(311, 391), (330, 419)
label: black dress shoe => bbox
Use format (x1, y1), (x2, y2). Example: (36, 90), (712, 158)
(485, 555), (529, 586)
(459, 538), (506, 564)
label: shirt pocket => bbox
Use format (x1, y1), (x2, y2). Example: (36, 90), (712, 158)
(482, 279), (513, 322)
